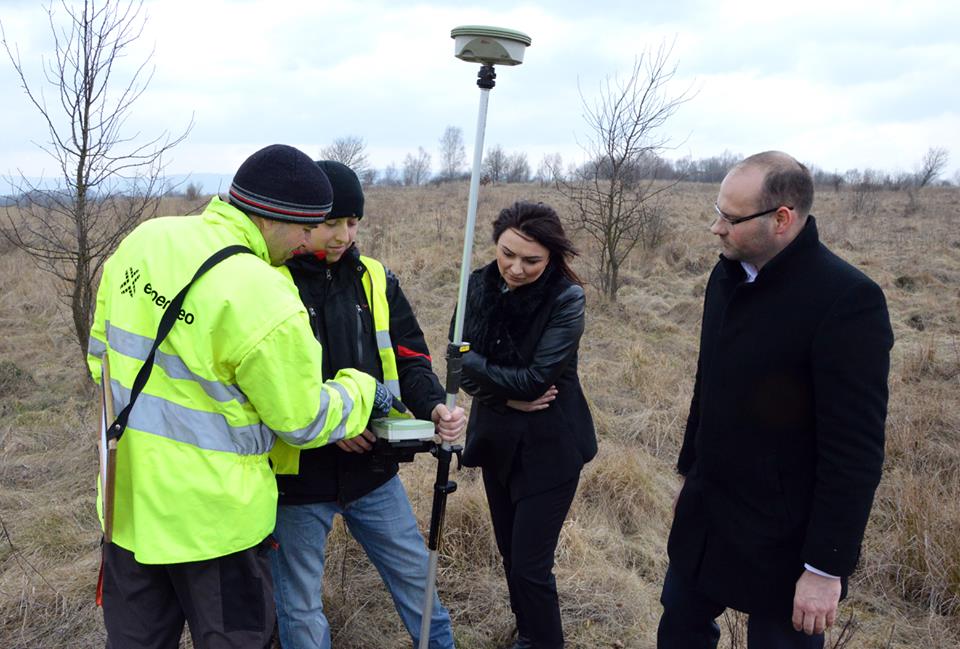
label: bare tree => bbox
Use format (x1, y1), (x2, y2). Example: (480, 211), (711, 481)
(1, 0), (191, 360)
(379, 163), (401, 187)
(183, 182), (203, 201)
(320, 135), (370, 181)
(536, 152), (564, 185)
(437, 126), (466, 181)
(402, 146), (432, 186)
(482, 144), (508, 184)
(673, 150), (739, 183)
(915, 146), (949, 188)
(360, 168), (378, 187)
(556, 44), (691, 300)
(505, 151), (531, 183)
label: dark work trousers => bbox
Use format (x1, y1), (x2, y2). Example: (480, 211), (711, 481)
(482, 469), (579, 649)
(101, 539), (275, 649)
(657, 564), (825, 649)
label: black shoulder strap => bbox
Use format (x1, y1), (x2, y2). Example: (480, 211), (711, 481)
(106, 244), (252, 441)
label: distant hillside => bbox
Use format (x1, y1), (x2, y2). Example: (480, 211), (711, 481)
(167, 173), (233, 196)
(0, 173), (233, 199)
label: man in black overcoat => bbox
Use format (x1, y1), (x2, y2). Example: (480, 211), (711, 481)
(657, 151), (894, 648)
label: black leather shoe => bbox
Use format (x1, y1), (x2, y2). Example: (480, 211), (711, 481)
(512, 635), (534, 649)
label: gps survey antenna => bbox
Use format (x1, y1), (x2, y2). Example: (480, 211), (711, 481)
(417, 25), (531, 649)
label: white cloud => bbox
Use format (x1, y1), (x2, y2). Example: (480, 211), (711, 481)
(1, 0), (957, 181)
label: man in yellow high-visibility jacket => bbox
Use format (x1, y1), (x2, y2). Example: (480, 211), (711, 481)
(87, 144), (397, 649)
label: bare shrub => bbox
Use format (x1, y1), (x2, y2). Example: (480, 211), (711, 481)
(556, 43), (692, 300)
(846, 170), (883, 216)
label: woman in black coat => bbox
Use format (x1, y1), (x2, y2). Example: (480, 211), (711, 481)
(457, 201), (597, 649)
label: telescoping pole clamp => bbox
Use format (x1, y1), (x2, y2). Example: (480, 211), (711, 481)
(418, 25), (531, 649)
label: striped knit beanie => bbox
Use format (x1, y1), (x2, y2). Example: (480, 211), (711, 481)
(229, 144), (333, 223)
(316, 160), (364, 219)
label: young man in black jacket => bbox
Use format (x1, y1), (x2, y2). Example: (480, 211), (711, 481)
(658, 151), (894, 649)
(269, 161), (465, 649)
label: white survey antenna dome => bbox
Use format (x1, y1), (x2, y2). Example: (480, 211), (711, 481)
(451, 25), (531, 65)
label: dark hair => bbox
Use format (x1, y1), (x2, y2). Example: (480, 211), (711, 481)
(739, 151), (814, 218)
(491, 201), (582, 285)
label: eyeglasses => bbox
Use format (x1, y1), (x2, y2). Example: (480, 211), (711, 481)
(713, 202), (792, 226)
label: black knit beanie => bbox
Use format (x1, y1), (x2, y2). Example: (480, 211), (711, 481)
(316, 160), (364, 219)
(229, 144), (333, 223)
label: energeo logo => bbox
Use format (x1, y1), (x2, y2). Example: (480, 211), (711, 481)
(120, 268), (140, 297)
(143, 282), (196, 325)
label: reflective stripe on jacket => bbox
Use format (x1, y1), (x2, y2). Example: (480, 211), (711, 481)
(269, 255), (405, 475)
(360, 255), (403, 408)
(86, 197), (377, 564)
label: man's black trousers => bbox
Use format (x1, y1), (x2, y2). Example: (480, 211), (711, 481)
(657, 564), (824, 649)
(101, 539), (275, 649)
(482, 469), (579, 649)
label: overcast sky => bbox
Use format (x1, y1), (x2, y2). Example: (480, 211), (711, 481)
(1, 0), (958, 187)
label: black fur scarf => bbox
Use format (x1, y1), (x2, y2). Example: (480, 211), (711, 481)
(461, 260), (563, 365)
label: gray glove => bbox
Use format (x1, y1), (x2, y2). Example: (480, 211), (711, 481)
(371, 381), (407, 419)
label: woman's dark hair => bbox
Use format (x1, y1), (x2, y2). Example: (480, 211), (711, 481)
(492, 201), (582, 286)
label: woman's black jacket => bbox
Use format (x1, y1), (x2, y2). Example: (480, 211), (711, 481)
(277, 246), (445, 506)
(458, 261), (597, 500)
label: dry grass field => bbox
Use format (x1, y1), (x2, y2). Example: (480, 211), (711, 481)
(1, 181), (958, 648)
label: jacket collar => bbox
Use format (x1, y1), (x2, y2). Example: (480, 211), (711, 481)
(286, 243), (362, 275)
(467, 260), (563, 362)
(478, 257), (561, 296)
(717, 215), (820, 283)
(203, 196), (271, 263)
